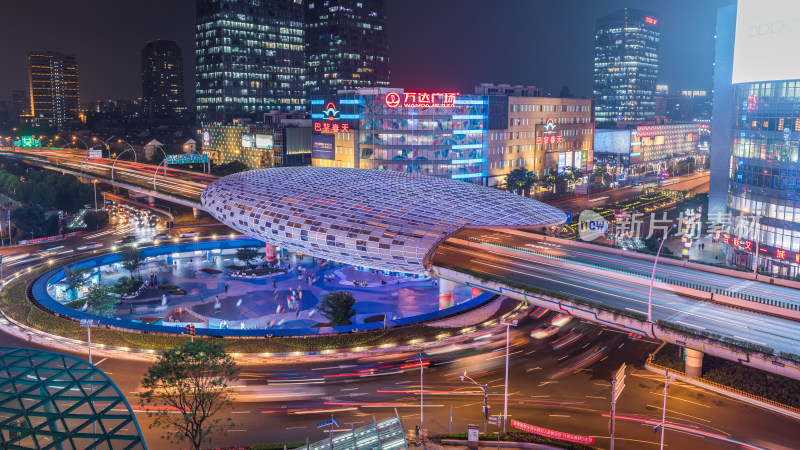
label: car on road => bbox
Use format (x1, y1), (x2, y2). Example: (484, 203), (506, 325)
(118, 236), (137, 245)
(551, 314), (573, 328)
(153, 233), (171, 240)
(530, 325), (560, 340)
(179, 231), (199, 238)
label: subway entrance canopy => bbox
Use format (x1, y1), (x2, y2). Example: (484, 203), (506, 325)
(0, 347), (146, 449)
(202, 167), (566, 274)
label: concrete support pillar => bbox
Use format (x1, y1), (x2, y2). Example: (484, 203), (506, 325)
(193, 207), (201, 218)
(206, 250), (211, 262)
(439, 279), (456, 310)
(471, 287), (483, 298)
(147, 195), (155, 207)
(113, 185), (120, 194)
(265, 243), (277, 262)
(684, 348), (704, 379)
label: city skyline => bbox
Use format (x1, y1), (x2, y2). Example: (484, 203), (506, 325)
(0, 0), (733, 104)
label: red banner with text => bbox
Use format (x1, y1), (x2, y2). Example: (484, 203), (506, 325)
(510, 419), (595, 444)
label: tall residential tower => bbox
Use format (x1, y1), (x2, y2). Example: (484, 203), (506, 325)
(195, 0), (306, 123)
(305, 0), (390, 99)
(28, 52), (80, 127)
(593, 8), (660, 124)
(142, 40), (186, 117)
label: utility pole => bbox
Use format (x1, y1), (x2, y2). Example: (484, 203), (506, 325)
(417, 352), (424, 433)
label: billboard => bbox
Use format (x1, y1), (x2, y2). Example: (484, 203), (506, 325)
(241, 134), (254, 148)
(312, 135), (335, 160)
(732, 0), (800, 84)
(88, 149), (103, 159)
(255, 134), (273, 149)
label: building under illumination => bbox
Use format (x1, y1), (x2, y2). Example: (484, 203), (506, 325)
(593, 8), (660, 124)
(27, 52), (80, 127)
(141, 40), (186, 117)
(195, 0), (306, 123)
(305, 0), (390, 99)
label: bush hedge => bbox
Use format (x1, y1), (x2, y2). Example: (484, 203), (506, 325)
(652, 344), (800, 409)
(429, 432), (599, 450)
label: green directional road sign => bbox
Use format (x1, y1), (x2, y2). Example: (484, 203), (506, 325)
(167, 153), (209, 165)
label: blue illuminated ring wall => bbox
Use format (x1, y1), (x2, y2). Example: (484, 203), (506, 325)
(31, 239), (497, 338)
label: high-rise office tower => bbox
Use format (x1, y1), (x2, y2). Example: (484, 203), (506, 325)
(195, 0), (306, 123)
(305, 0), (390, 99)
(593, 8), (660, 123)
(28, 52), (80, 127)
(142, 40), (186, 117)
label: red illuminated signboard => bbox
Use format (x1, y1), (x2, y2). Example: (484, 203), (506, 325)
(645, 17), (658, 25)
(314, 122), (350, 133)
(536, 117), (563, 145)
(384, 92), (459, 108)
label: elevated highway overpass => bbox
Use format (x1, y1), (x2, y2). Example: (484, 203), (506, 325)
(0, 148), (210, 208)
(5, 152), (800, 377)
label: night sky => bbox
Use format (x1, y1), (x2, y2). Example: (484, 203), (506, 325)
(0, 0), (735, 104)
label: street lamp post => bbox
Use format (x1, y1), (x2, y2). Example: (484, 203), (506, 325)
(153, 159), (168, 193)
(111, 148), (138, 181)
(460, 372), (489, 436)
(92, 180), (98, 211)
(499, 318), (518, 434)
(647, 224), (676, 324)
(417, 352), (424, 434)
(657, 368), (676, 450)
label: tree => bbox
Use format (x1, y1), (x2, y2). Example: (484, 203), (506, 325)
(10, 206), (46, 239)
(593, 165), (610, 186)
(317, 291), (357, 326)
(559, 86), (574, 98)
(235, 247), (259, 269)
(62, 265), (92, 302)
(84, 285), (118, 317)
(212, 161), (248, 176)
(120, 247), (142, 277)
(138, 339), (239, 450)
(83, 210), (109, 231)
(504, 168), (535, 197)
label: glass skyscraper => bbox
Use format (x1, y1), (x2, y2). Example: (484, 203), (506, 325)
(195, 0), (306, 123)
(305, 0), (390, 99)
(593, 8), (660, 123)
(141, 40), (186, 117)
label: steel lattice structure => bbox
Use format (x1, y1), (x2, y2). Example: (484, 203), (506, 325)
(0, 347), (147, 449)
(202, 167), (566, 274)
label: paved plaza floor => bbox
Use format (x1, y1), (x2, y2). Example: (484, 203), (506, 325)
(95, 248), (472, 330)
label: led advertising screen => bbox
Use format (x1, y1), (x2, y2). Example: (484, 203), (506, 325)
(241, 134), (254, 148)
(732, 0), (800, 84)
(255, 134), (273, 149)
(311, 135), (335, 160)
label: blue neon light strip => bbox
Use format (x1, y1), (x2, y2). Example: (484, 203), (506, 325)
(451, 144), (483, 150)
(452, 129), (484, 135)
(453, 100), (487, 105)
(451, 158), (484, 165)
(630, 152), (642, 157)
(310, 114), (362, 119)
(452, 115), (485, 120)
(339, 99), (360, 104)
(451, 172), (486, 179)
(310, 99), (325, 105)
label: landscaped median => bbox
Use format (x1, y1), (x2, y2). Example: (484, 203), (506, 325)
(0, 255), (524, 360)
(647, 343), (800, 418)
(428, 432), (599, 450)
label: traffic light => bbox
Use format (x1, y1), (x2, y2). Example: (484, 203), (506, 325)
(185, 324), (196, 336)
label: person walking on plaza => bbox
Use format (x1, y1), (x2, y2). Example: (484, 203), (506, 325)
(224, 284), (229, 293)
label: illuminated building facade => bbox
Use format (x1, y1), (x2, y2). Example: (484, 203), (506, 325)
(310, 88), (489, 183)
(202, 120), (312, 170)
(141, 40), (186, 117)
(594, 8), (660, 123)
(28, 52), (80, 127)
(305, 0), (390, 99)
(726, 82), (800, 276)
(195, 0), (306, 123)
(480, 86), (594, 186)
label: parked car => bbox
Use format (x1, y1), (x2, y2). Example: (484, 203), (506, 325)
(179, 231), (199, 238)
